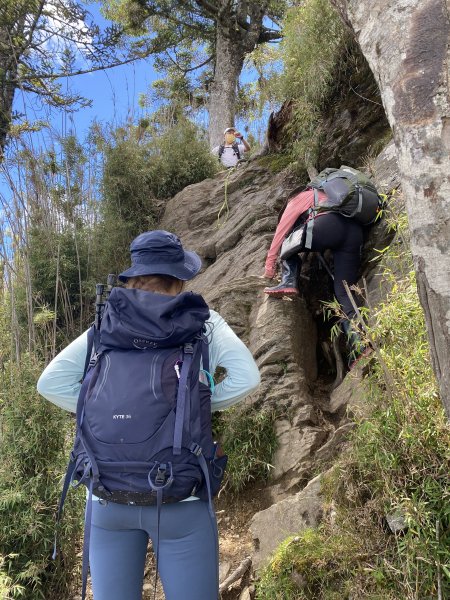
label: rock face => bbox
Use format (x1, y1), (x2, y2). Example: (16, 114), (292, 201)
(162, 162), (316, 406)
(161, 162), (322, 494)
(331, 0), (450, 418)
(161, 133), (399, 568)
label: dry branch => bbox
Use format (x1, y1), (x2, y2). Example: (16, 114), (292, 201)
(219, 556), (252, 592)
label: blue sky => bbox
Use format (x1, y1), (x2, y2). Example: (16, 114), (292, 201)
(14, 3), (159, 141)
(0, 3), (159, 210)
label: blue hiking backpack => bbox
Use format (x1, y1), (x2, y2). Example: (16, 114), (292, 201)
(54, 286), (227, 599)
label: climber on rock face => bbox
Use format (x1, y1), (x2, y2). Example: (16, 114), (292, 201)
(212, 127), (251, 168)
(263, 187), (371, 368)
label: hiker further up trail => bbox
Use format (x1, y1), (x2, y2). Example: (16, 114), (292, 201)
(263, 166), (381, 368)
(212, 127), (250, 168)
(37, 230), (260, 600)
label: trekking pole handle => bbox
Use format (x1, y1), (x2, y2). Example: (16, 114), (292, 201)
(107, 273), (116, 289)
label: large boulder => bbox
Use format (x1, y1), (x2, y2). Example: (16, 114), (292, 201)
(250, 473), (326, 570)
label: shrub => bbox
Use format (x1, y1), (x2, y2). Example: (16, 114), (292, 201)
(145, 118), (219, 199)
(216, 406), (278, 493)
(0, 357), (83, 599)
(97, 117), (218, 276)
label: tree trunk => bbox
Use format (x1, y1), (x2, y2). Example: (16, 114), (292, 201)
(331, 0), (450, 418)
(208, 27), (245, 148)
(0, 47), (18, 160)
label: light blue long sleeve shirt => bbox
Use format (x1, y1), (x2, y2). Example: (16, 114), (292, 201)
(37, 309), (260, 413)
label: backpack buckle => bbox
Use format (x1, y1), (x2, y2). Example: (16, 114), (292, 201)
(148, 462), (174, 491)
(190, 443), (203, 457)
(89, 352), (100, 367)
(184, 343), (194, 354)
(155, 465), (167, 485)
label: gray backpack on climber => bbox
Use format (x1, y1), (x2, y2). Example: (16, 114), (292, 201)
(307, 165), (381, 225)
(296, 165), (382, 251)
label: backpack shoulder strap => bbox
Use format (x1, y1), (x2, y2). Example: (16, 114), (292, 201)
(218, 144), (225, 158)
(201, 335), (210, 374)
(82, 325), (96, 381)
(232, 142), (241, 159)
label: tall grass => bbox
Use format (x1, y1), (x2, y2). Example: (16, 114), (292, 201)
(280, 0), (348, 167)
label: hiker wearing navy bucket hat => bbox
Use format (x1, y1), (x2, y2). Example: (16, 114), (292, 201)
(37, 230), (260, 600)
(118, 230), (202, 281)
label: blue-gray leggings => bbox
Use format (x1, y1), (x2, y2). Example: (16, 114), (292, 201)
(89, 499), (219, 600)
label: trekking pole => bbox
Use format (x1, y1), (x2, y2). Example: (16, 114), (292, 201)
(317, 253), (334, 281)
(94, 284), (105, 331)
(95, 275), (116, 331)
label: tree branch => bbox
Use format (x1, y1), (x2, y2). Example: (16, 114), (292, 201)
(164, 50), (213, 74)
(16, 52), (152, 82)
(146, 2), (212, 35)
(192, 0), (220, 20)
(219, 557), (252, 592)
(22, 0), (46, 52)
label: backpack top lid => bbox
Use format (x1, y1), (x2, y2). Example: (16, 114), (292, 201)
(100, 287), (210, 350)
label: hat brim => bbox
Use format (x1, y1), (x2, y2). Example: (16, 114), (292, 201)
(118, 250), (202, 282)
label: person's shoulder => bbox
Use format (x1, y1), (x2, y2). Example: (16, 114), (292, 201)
(206, 309), (230, 336)
(212, 145), (220, 152)
(208, 309), (223, 326)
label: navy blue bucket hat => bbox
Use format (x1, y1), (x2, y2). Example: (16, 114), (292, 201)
(118, 230), (202, 282)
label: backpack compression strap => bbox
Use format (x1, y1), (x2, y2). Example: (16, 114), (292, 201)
(82, 325), (95, 379)
(304, 189), (319, 250)
(173, 342), (195, 455)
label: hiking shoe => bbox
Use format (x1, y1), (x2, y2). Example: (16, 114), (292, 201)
(264, 284), (299, 298)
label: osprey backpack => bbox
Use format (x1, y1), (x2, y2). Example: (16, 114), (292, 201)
(54, 286), (227, 600)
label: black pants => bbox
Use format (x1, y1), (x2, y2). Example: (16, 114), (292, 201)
(289, 212), (364, 318)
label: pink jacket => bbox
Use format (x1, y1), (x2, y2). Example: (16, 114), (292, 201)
(264, 189), (327, 277)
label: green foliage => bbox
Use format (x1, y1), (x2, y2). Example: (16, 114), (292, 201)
(28, 228), (90, 335)
(0, 357), (83, 599)
(146, 118), (218, 199)
(256, 215), (450, 599)
(0, 0), (132, 154)
(255, 153), (294, 174)
(280, 0), (348, 167)
(257, 528), (367, 600)
(98, 129), (158, 275)
(98, 118), (218, 274)
(237, 43), (283, 123)
(217, 405), (278, 493)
